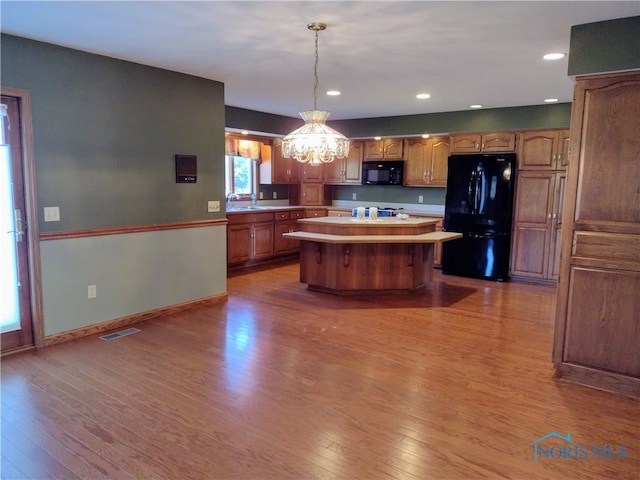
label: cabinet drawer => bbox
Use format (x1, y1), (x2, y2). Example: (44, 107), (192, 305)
(227, 212), (274, 225)
(275, 211), (290, 220)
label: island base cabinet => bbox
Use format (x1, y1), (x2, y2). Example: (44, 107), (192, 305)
(299, 242), (434, 294)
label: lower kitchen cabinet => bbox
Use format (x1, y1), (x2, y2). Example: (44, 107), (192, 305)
(510, 171), (566, 282)
(434, 218), (444, 267)
(274, 209), (304, 255)
(227, 212), (274, 265)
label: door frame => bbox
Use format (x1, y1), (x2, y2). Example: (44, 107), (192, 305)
(2, 87), (44, 350)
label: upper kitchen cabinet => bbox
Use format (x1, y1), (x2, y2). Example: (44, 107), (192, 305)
(259, 139), (301, 184)
(450, 132), (516, 153)
(301, 163), (324, 183)
(517, 129), (570, 170)
(364, 138), (405, 160)
(325, 141), (363, 185)
(404, 136), (450, 187)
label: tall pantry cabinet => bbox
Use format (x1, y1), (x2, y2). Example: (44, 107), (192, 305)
(553, 72), (640, 398)
(510, 129), (569, 282)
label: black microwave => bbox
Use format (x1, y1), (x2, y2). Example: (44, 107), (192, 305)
(361, 161), (404, 185)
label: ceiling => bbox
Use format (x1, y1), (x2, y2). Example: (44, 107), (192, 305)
(2, 1), (638, 121)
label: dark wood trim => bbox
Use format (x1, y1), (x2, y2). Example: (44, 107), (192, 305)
(44, 293), (228, 347)
(40, 219), (228, 241)
(1, 86), (45, 349)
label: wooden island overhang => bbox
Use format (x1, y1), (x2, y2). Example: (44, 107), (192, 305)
(284, 217), (462, 294)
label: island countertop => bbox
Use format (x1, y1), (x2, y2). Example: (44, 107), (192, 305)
(295, 216), (442, 236)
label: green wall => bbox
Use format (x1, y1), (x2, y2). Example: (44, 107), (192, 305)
(568, 16), (640, 76)
(2, 34), (226, 232)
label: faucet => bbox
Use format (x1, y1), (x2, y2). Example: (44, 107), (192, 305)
(226, 193), (238, 209)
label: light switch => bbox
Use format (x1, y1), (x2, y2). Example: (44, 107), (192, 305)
(207, 201), (220, 212)
(44, 206), (60, 222)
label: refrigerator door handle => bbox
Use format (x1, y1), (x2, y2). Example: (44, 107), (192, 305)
(475, 169), (483, 214)
(467, 170), (475, 212)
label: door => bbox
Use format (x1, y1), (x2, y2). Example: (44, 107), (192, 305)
(472, 154), (516, 234)
(1, 94), (34, 351)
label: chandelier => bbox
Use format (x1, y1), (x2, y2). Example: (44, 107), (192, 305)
(282, 22), (349, 165)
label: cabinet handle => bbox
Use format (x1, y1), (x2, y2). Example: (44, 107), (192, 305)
(481, 143), (485, 149)
(553, 212), (557, 219)
(548, 213), (552, 219)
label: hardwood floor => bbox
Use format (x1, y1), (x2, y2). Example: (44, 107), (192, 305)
(2, 260), (639, 479)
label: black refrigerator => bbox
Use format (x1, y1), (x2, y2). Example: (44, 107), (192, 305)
(442, 153), (516, 281)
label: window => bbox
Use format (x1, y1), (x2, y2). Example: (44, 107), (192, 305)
(225, 155), (255, 197)
(225, 137), (260, 198)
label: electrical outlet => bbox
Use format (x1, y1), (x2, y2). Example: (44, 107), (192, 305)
(352, 193), (357, 200)
(88, 285), (97, 299)
(272, 192), (277, 199)
(418, 195), (424, 204)
(207, 200), (220, 212)
(259, 191), (264, 200)
(44, 206), (60, 222)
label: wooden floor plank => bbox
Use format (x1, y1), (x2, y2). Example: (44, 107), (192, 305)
(2, 264), (639, 479)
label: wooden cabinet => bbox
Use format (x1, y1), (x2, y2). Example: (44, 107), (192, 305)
(517, 129), (570, 170)
(274, 209), (304, 256)
(325, 141), (363, 185)
(404, 136), (450, 186)
(300, 183), (325, 206)
(304, 208), (328, 218)
(450, 132), (516, 153)
(434, 218), (444, 267)
(227, 212), (274, 265)
(301, 163), (323, 183)
(259, 139), (300, 184)
(364, 138), (405, 159)
(510, 172), (566, 281)
(553, 72), (640, 399)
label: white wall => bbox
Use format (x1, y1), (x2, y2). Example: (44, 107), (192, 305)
(40, 225), (227, 336)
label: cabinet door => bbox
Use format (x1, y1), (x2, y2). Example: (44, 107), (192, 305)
(252, 222), (274, 259)
(404, 138), (428, 185)
(557, 130), (570, 169)
(364, 140), (384, 159)
(518, 129), (570, 171)
(301, 183), (324, 205)
(324, 158), (343, 184)
(302, 163), (323, 182)
(227, 224), (252, 264)
(383, 139), (405, 159)
(548, 172), (567, 280)
(510, 172), (555, 278)
(427, 136), (450, 186)
(481, 132), (516, 152)
(450, 133), (482, 153)
(344, 141), (363, 183)
(433, 218), (444, 267)
(563, 267), (640, 376)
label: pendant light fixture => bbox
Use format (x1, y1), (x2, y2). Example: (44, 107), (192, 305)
(282, 22), (349, 165)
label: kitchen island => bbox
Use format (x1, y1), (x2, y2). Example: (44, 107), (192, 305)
(283, 217), (461, 294)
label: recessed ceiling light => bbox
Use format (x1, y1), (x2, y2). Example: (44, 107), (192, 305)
(416, 93), (431, 100)
(544, 98), (559, 103)
(470, 104), (483, 109)
(543, 53), (565, 60)
(326, 90), (341, 96)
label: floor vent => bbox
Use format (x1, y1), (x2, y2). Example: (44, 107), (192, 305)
(100, 327), (141, 341)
